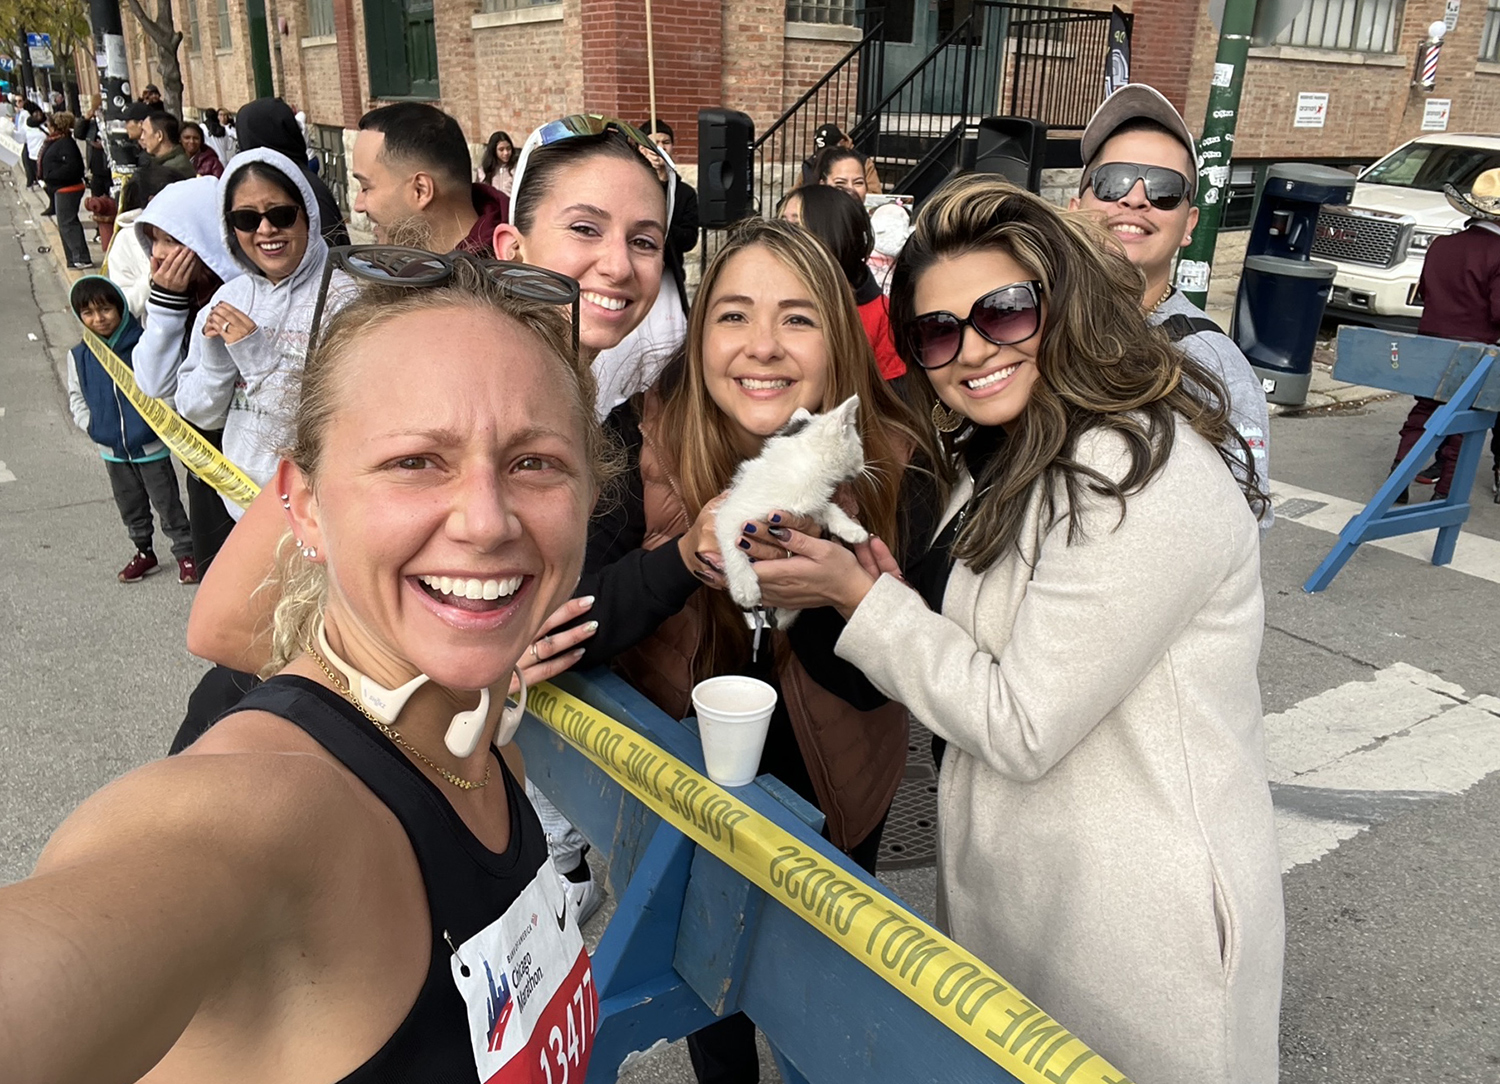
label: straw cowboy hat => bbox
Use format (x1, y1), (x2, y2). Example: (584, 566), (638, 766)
(1444, 168), (1500, 221)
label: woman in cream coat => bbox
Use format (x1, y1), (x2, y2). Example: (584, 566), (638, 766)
(750, 176), (1283, 1084)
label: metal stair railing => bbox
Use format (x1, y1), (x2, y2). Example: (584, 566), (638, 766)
(751, 17), (886, 218)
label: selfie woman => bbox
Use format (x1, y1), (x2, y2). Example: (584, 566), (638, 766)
(764, 176), (1282, 1084)
(0, 259), (608, 1084)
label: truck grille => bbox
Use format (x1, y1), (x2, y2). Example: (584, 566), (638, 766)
(1312, 210), (1406, 268)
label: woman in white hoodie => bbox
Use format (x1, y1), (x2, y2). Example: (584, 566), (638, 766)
(175, 148), (330, 518)
(130, 174), (246, 571)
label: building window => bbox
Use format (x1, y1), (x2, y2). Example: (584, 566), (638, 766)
(365, 0), (440, 99)
(217, 0), (233, 49)
(1267, 0), (1404, 52)
(186, 0), (202, 54)
(481, 0), (560, 12)
(307, 0), (335, 37)
(786, 0), (857, 26)
(1482, 0), (1500, 61)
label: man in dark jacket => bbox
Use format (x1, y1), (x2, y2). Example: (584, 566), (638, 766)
(1392, 168), (1500, 502)
(640, 118), (699, 317)
(352, 102), (505, 254)
(140, 112), (197, 181)
(235, 97), (351, 246)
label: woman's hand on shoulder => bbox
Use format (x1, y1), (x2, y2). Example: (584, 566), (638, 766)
(517, 595), (597, 689)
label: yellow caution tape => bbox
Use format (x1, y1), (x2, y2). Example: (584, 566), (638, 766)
(79, 325), (262, 508)
(527, 682), (1136, 1084)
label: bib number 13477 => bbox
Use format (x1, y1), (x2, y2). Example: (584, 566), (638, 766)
(538, 969), (595, 1084)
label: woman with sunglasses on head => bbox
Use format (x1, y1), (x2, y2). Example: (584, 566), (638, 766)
(570, 218), (939, 1083)
(758, 176), (1281, 1084)
(175, 149), (331, 520)
(0, 260), (606, 1084)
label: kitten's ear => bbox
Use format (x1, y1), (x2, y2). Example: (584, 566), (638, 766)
(779, 408), (814, 437)
(838, 395), (861, 427)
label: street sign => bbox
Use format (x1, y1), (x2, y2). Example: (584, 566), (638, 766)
(26, 32), (54, 69)
(0, 57), (14, 73)
(1295, 91), (1329, 128)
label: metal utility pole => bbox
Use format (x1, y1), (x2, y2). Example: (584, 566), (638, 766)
(88, 0), (135, 175)
(1174, 0), (1257, 309)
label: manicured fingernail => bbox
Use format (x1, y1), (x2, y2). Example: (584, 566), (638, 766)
(769, 513), (782, 524)
(768, 527), (790, 542)
(578, 595), (595, 607)
(692, 569), (714, 582)
(742, 522), (757, 534)
(748, 557), (758, 564)
(585, 621), (599, 633)
(737, 539), (751, 550)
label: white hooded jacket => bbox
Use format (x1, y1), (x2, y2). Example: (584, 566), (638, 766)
(132, 176), (245, 403)
(175, 148), (330, 517)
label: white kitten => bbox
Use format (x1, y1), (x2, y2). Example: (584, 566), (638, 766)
(715, 395), (869, 628)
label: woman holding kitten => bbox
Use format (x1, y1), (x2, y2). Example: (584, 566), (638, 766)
(573, 218), (938, 1083)
(767, 175), (1283, 1083)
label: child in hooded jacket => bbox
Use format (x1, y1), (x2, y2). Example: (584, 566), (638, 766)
(67, 276), (196, 584)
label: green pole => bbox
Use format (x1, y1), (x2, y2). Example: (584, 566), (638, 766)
(1174, 0), (1258, 310)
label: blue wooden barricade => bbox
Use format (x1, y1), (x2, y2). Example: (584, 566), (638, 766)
(516, 670), (1030, 1084)
(1303, 327), (1500, 592)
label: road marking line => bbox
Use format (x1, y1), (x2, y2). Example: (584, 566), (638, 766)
(1267, 664), (1500, 871)
(1273, 481), (1500, 586)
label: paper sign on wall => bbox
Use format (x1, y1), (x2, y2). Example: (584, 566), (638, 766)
(1444, 0), (1461, 31)
(1295, 92), (1329, 128)
(1422, 98), (1452, 131)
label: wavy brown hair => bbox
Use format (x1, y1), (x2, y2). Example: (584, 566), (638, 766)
(653, 217), (938, 678)
(888, 175), (1266, 572)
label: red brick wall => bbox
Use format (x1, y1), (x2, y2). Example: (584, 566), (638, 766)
(577, 0), (723, 157)
(722, 0), (785, 130)
(472, 1), (581, 142)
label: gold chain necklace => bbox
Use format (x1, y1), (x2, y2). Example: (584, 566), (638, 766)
(303, 640), (491, 791)
(1148, 284), (1173, 313)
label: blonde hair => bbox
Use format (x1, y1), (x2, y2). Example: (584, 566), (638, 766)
(262, 260), (611, 674)
(653, 217), (936, 679)
(888, 175), (1266, 571)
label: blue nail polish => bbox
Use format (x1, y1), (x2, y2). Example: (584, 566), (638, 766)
(742, 522), (757, 534)
(769, 513), (782, 524)
(738, 539), (751, 550)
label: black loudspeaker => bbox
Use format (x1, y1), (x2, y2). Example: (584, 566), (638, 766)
(698, 108), (755, 228)
(973, 117), (1047, 195)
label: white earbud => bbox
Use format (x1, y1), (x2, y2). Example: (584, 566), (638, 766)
(443, 686), (493, 758)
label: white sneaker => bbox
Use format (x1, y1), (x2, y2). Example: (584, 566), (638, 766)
(560, 864), (603, 928)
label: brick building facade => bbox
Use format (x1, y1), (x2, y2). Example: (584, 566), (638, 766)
(117, 0), (1500, 223)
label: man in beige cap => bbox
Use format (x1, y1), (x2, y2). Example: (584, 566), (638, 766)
(1071, 83), (1271, 524)
(1390, 168), (1500, 502)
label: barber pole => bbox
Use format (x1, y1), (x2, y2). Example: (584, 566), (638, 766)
(1417, 21), (1447, 89)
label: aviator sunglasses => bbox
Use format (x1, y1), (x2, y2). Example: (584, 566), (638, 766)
(227, 204), (302, 233)
(906, 280), (1044, 371)
(305, 245), (582, 361)
(1084, 162), (1191, 211)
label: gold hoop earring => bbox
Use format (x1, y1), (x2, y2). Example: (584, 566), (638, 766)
(932, 400), (965, 434)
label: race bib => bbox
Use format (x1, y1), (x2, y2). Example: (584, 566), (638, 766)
(450, 861), (597, 1083)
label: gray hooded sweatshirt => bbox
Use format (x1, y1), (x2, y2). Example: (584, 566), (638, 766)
(132, 175), (245, 404)
(175, 148), (330, 517)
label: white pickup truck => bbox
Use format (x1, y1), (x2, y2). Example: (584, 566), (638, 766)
(1313, 133), (1500, 329)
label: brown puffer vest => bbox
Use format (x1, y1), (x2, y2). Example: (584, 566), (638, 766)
(612, 393), (909, 851)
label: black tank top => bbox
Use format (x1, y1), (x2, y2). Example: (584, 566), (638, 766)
(230, 675), (550, 1084)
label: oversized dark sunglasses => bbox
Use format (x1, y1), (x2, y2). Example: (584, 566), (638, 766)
(906, 280), (1044, 370)
(1085, 162), (1190, 211)
(306, 245), (582, 361)
(227, 204), (301, 233)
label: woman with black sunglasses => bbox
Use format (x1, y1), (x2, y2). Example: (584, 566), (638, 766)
(760, 176), (1282, 1084)
(175, 149), (332, 520)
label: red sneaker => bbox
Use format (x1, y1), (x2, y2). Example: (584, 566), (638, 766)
(118, 551), (160, 583)
(177, 556), (199, 584)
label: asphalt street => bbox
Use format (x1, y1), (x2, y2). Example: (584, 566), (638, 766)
(1, 167), (1497, 1082)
